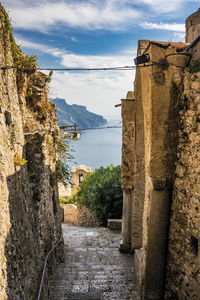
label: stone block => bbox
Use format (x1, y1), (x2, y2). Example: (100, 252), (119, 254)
(60, 204), (78, 224)
(107, 219), (122, 231)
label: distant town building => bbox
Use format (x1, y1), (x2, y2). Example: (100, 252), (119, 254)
(71, 165), (92, 194)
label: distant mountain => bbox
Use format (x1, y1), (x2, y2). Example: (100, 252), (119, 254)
(51, 98), (107, 129)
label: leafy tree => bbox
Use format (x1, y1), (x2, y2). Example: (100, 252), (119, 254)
(69, 165), (123, 226)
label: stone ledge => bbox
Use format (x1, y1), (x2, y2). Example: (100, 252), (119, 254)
(107, 219), (122, 231)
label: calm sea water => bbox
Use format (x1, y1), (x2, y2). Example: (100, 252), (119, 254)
(68, 119), (122, 171)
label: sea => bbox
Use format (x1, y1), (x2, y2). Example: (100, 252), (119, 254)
(68, 119), (122, 171)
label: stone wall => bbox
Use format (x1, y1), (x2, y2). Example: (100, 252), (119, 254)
(121, 9), (200, 300)
(0, 6), (63, 299)
(186, 8), (200, 43)
(165, 71), (200, 299)
(60, 204), (78, 224)
(135, 41), (181, 300)
(122, 39), (199, 299)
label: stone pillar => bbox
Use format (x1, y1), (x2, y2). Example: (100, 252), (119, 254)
(120, 91), (135, 252)
(120, 187), (133, 252)
(133, 40), (180, 299)
(141, 178), (171, 300)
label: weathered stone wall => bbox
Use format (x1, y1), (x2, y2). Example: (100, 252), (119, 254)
(122, 10), (200, 299)
(120, 94), (135, 252)
(165, 71), (200, 299)
(60, 204), (78, 224)
(126, 40), (192, 299)
(0, 6), (63, 300)
(186, 8), (200, 43)
(137, 41), (180, 300)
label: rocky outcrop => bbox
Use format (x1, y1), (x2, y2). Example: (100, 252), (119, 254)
(0, 5), (63, 300)
(52, 98), (107, 129)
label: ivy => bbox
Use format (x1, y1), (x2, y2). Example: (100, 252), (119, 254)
(1, 6), (38, 71)
(186, 59), (200, 73)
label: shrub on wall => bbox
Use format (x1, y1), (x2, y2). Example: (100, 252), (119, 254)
(69, 165), (123, 226)
(59, 197), (77, 206)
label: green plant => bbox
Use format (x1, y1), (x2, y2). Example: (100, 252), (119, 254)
(14, 154), (27, 166)
(21, 184), (26, 193)
(45, 70), (53, 83)
(59, 197), (78, 206)
(20, 104), (23, 112)
(70, 165), (123, 226)
(1, 7), (38, 71)
(27, 87), (32, 96)
(187, 60), (200, 73)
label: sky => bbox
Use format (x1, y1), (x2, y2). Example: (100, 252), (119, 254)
(2, 0), (200, 119)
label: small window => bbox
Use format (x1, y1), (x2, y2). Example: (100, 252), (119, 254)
(79, 173), (84, 183)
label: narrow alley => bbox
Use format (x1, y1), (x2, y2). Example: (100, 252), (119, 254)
(50, 224), (140, 300)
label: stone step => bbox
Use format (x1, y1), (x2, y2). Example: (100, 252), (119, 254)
(63, 291), (102, 300)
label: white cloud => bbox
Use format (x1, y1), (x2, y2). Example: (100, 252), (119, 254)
(3, 0), (141, 32)
(15, 36), (65, 57)
(137, 0), (185, 13)
(71, 36), (78, 42)
(2, 0), (194, 33)
(17, 37), (136, 118)
(173, 32), (185, 41)
(140, 22), (185, 32)
(50, 69), (135, 118)
(50, 50), (135, 118)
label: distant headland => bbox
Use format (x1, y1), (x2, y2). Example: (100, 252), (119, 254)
(51, 98), (107, 129)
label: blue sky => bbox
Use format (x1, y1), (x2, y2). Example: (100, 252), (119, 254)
(2, 0), (200, 118)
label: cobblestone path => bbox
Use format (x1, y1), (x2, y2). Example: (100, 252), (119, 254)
(50, 224), (140, 300)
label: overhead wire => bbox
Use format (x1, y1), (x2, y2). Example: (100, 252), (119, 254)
(11, 122), (122, 136)
(0, 61), (181, 71)
(0, 65), (136, 71)
(61, 122), (122, 132)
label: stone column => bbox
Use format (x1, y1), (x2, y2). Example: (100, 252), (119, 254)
(141, 178), (171, 300)
(120, 91), (135, 252)
(120, 186), (133, 252)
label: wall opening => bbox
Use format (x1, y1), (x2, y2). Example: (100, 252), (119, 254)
(79, 173), (84, 183)
(190, 236), (198, 256)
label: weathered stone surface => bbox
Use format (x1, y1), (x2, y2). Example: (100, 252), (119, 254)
(77, 206), (99, 227)
(0, 5), (63, 299)
(120, 94), (137, 252)
(150, 178), (167, 190)
(50, 224), (140, 300)
(186, 8), (200, 42)
(165, 71), (200, 300)
(60, 204), (78, 224)
(132, 40), (180, 300)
